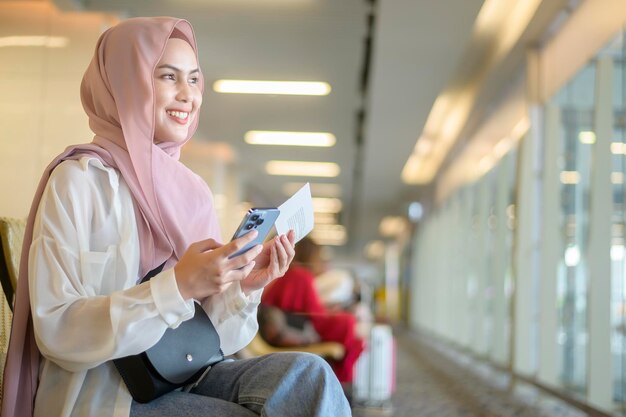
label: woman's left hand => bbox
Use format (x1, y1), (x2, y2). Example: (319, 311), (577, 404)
(241, 230), (296, 295)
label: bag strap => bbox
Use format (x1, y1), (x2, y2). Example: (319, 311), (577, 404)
(141, 262), (166, 283)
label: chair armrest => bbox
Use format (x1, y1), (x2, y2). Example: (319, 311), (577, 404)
(246, 333), (345, 361)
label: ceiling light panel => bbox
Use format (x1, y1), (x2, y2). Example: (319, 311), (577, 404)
(311, 224), (347, 246)
(313, 212), (338, 224)
(283, 182), (342, 198)
(213, 80), (331, 96)
(245, 131), (336, 147)
(312, 197), (343, 213)
(0, 36), (68, 48)
(266, 161), (340, 177)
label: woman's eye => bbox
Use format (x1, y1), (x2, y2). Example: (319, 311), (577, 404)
(189, 77), (199, 85)
(161, 73), (175, 80)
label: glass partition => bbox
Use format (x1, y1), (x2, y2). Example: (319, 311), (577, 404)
(610, 28), (626, 412)
(410, 12), (626, 416)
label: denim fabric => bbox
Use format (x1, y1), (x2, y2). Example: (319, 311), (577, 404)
(129, 391), (257, 417)
(130, 352), (351, 417)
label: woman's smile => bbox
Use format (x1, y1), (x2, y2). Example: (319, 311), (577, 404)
(166, 109), (190, 125)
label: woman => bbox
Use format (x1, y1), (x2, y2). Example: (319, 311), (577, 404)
(261, 237), (364, 385)
(1, 17), (350, 417)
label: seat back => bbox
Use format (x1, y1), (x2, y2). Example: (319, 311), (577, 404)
(0, 217), (26, 309)
(0, 217), (26, 407)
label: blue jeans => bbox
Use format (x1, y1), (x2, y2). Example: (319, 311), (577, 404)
(129, 352), (351, 417)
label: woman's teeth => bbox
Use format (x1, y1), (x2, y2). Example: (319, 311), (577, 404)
(166, 110), (189, 119)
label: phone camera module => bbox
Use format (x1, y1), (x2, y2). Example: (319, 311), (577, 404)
(256, 218), (264, 225)
(250, 214), (260, 221)
(245, 223), (255, 230)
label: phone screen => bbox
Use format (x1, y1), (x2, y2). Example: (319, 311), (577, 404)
(229, 208), (280, 258)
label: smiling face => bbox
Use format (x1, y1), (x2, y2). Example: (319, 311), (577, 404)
(153, 37), (202, 144)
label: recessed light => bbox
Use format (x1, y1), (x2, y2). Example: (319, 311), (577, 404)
(379, 216), (408, 237)
(560, 171), (580, 184)
(579, 131), (596, 144)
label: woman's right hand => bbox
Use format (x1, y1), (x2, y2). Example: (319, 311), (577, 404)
(174, 230), (263, 300)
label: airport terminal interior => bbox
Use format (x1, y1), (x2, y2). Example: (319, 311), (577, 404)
(1, 0), (626, 416)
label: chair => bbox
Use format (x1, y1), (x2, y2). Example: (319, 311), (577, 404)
(0, 275), (11, 408)
(0, 217), (26, 408)
(0, 217), (26, 310)
(241, 305), (346, 360)
(244, 333), (345, 361)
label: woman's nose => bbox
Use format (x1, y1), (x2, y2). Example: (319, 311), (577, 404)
(176, 82), (193, 103)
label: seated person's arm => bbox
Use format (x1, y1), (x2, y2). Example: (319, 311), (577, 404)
(258, 305), (320, 347)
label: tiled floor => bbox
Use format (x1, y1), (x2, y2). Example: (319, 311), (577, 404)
(353, 329), (590, 417)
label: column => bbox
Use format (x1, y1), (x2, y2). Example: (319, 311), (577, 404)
(586, 55), (613, 410)
(537, 103), (561, 387)
(513, 117), (540, 375)
(492, 157), (510, 365)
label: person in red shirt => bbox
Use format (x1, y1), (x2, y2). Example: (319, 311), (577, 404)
(261, 237), (365, 384)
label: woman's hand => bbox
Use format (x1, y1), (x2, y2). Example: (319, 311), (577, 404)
(240, 230), (296, 295)
(174, 230), (263, 300)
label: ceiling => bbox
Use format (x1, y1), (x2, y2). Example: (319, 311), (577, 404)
(51, 0), (565, 263)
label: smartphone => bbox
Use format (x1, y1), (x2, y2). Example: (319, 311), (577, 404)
(229, 207), (281, 258)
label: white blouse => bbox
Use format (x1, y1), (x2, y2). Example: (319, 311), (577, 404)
(29, 157), (261, 417)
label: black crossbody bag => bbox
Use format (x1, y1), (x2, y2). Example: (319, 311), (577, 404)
(113, 263), (224, 403)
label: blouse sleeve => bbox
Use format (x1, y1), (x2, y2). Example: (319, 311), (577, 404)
(29, 159), (194, 372)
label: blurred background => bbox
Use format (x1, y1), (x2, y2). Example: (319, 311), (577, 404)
(1, 0), (626, 415)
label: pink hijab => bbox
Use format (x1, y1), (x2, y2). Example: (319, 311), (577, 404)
(2, 17), (220, 417)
